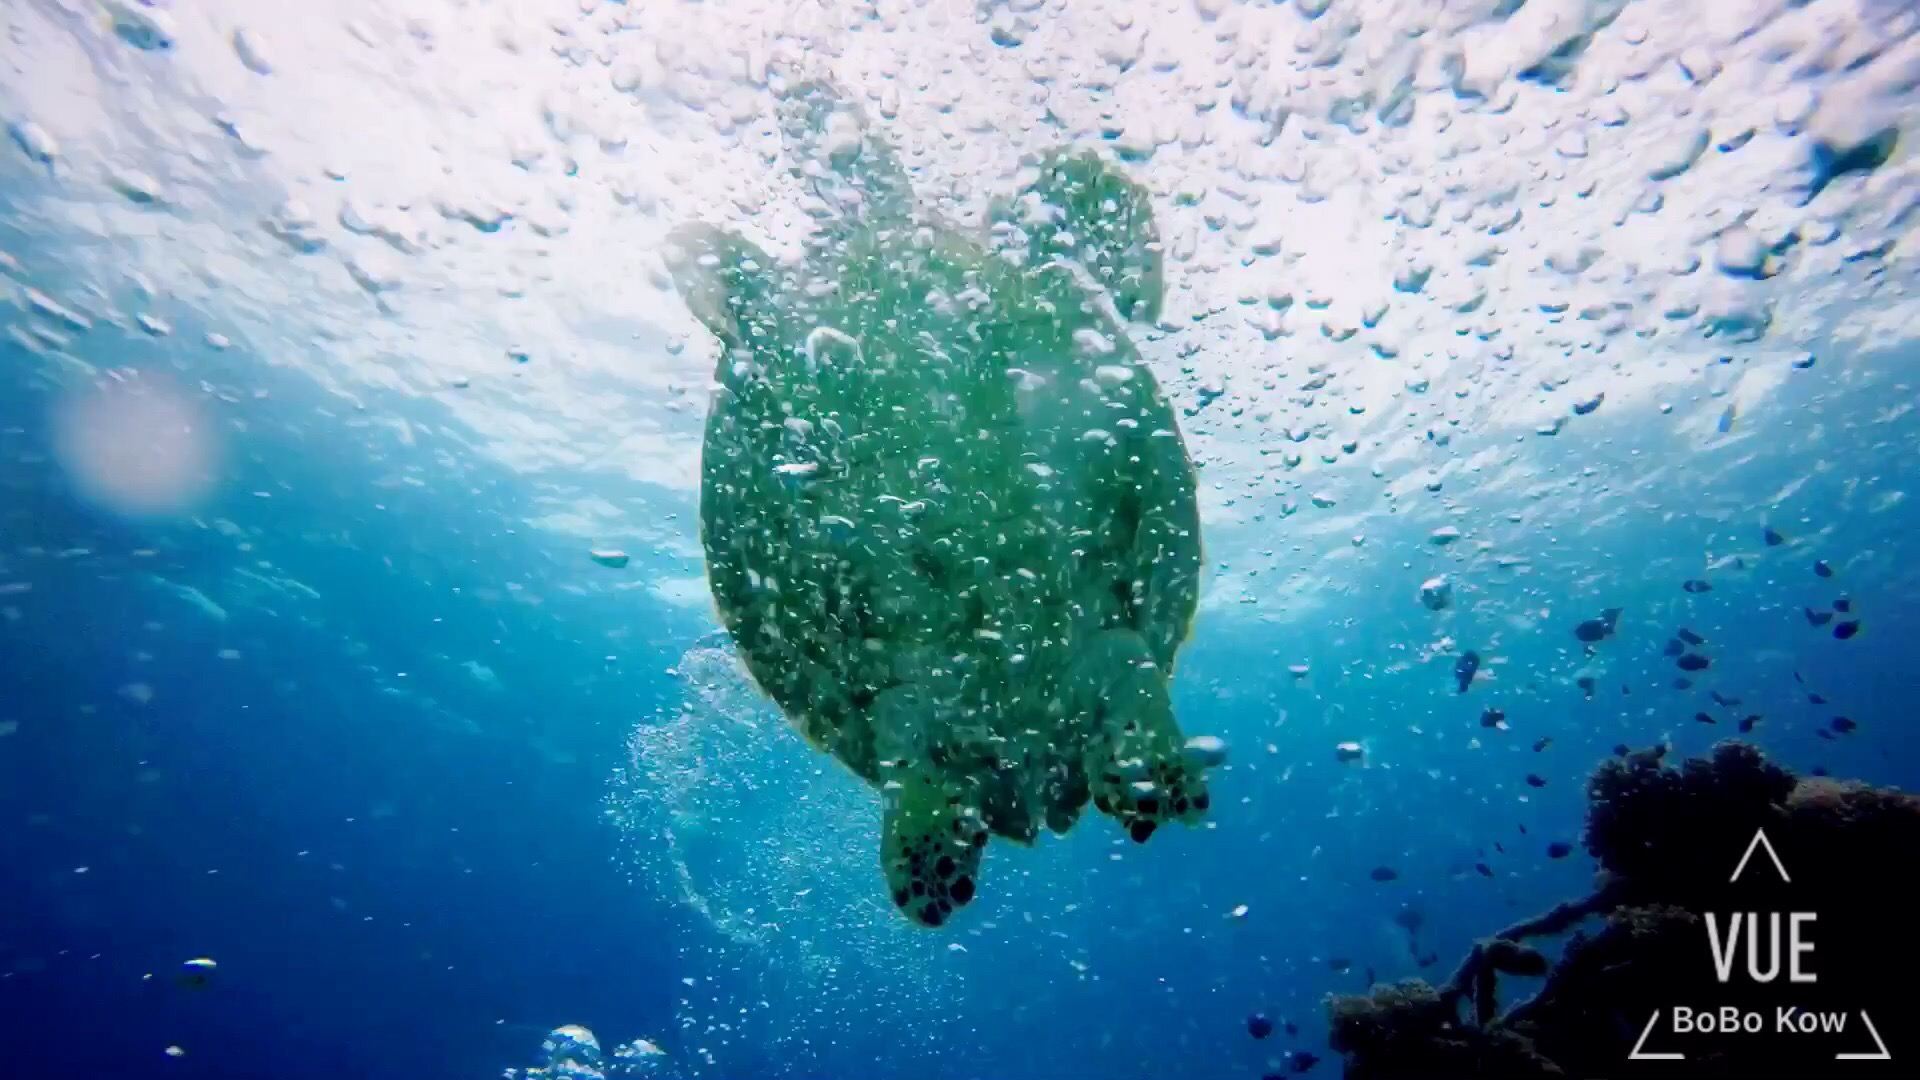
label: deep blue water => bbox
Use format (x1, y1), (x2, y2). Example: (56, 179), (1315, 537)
(1, 332), (686, 1078)
(6, 303), (1917, 1079)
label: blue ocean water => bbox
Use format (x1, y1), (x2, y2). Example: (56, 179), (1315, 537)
(6, 315), (1916, 1078)
(3, 3), (1918, 1079)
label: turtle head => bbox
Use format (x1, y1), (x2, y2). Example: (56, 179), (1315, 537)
(994, 148), (1165, 324)
(661, 223), (778, 351)
(772, 77), (913, 229)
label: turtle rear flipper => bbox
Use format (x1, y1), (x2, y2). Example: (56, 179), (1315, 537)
(998, 149), (1165, 323)
(1070, 629), (1210, 842)
(881, 768), (987, 928)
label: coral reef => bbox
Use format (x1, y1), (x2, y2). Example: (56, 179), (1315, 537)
(1327, 742), (1918, 1079)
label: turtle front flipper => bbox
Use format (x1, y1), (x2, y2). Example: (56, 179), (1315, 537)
(995, 148), (1165, 324)
(1070, 629), (1210, 843)
(881, 767), (987, 928)
(661, 223), (779, 353)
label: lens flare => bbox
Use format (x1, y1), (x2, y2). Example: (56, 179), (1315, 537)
(52, 372), (219, 517)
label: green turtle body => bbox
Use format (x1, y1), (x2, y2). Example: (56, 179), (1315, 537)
(665, 82), (1210, 927)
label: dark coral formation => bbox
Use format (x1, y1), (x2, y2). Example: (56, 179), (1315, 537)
(1327, 742), (1919, 1079)
(1583, 741), (1796, 896)
(1328, 978), (1559, 1078)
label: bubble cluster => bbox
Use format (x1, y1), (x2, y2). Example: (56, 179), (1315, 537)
(605, 635), (964, 1063)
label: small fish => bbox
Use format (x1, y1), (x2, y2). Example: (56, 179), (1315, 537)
(1834, 597), (1852, 613)
(1370, 865), (1400, 883)
(1683, 579), (1713, 593)
(1546, 841), (1572, 859)
(1673, 677), (1694, 690)
(1738, 714), (1761, 733)
(1831, 716), (1857, 734)
(1415, 952), (1438, 969)
(1328, 956), (1353, 974)
(1809, 693), (1829, 705)
(1677, 627), (1705, 646)
(1284, 1020), (1299, 1037)
(1493, 841), (1506, 854)
(1677, 653), (1711, 671)
(100, 0), (176, 51)
(1695, 712), (1717, 724)
(1814, 560), (1833, 578)
(1247, 1013), (1276, 1040)
(1183, 735), (1230, 768)
(1711, 691), (1742, 707)
(1763, 526), (1785, 546)
(1454, 651), (1481, 693)
(1518, 823), (1529, 835)
(1717, 403), (1738, 433)
(1573, 607), (1623, 643)
(1613, 743), (1631, 757)
(1288, 1049), (1321, 1073)
(176, 957), (217, 990)
(1804, 607), (1833, 626)
(1834, 620), (1861, 640)
(1576, 675), (1595, 699)
(1481, 708), (1507, 729)
(1664, 638), (1686, 657)
(1816, 729), (1836, 741)
(1811, 766), (1830, 777)
(1525, 773), (1546, 788)
(1532, 736), (1552, 752)
(1475, 862), (1494, 878)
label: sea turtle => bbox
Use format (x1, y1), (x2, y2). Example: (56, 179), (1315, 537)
(663, 80), (1212, 927)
